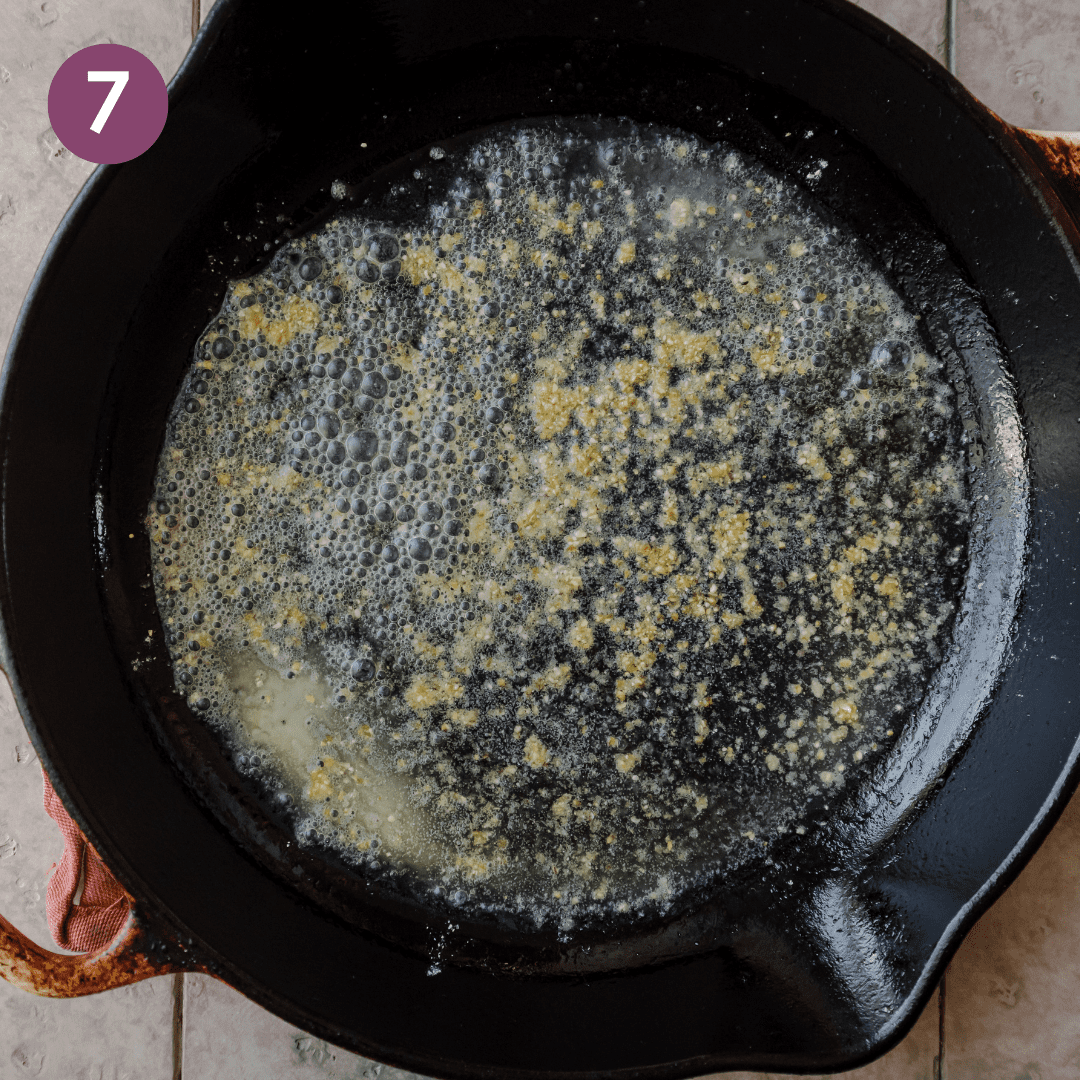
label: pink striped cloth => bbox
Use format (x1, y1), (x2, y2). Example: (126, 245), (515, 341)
(42, 770), (129, 952)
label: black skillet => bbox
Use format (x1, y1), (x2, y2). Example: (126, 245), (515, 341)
(1, 0), (1079, 1074)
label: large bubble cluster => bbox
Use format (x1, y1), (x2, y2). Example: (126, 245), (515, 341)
(148, 118), (971, 930)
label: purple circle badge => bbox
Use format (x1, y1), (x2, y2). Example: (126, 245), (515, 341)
(48, 44), (168, 165)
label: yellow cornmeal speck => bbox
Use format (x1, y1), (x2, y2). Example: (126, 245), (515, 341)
(796, 443), (832, 481)
(569, 618), (595, 650)
(668, 198), (694, 228)
(238, 304), (265, 340)
(524, 734), (550, 768)
(448, 709), (479, 728)
(530, 380), (587, 440)
(263, 296), (320, 347)
(831, 698), (859, 728)
(405, 672), (465, 713)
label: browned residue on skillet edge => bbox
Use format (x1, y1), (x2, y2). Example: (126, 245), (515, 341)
(0, 907), (205, 997)
(1012, 128), (1080, 251)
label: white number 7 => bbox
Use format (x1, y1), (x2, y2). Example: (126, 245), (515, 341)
(87, 70), (130, 134)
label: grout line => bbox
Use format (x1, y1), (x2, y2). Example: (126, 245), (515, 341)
(172, 973), (185, 1080)
(191, 0), (201, 41)
(945, 0), (957, 74)
(934, 967), (947, 1080)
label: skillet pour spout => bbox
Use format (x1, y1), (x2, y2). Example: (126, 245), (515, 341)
(1, 1), (1079, 1076)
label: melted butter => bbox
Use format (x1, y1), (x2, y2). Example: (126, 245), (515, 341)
(148, 118), (971, 930)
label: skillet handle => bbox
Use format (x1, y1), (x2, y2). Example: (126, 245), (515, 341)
(0, 905), (197, 997)
(1013, 127), (1080, 245)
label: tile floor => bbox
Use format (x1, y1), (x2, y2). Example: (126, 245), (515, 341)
(0, 0), (1077, 1075)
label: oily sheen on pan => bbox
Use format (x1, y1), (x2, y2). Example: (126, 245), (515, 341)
(148, 117), (970, 931)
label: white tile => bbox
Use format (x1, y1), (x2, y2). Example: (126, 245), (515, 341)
(956, 0), (1080, 130)
(0, 0), (193, 366)
(182, 973), (431, 1080)
(850, 0), (950, 66)
(0, 973), (176, 1080)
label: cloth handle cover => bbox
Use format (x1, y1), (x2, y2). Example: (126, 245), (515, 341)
(0, 772), (198, 997)
(0, 907), (184, 998)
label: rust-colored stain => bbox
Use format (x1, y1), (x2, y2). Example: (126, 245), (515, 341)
(0, 905), (206, 997)
(1014, 128), (1080, 250)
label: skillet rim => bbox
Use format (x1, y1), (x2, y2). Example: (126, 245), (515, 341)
(1, 0), (1078, 1074)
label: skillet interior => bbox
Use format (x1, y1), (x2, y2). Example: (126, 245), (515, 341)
(101, 48), (1021, 970)
(1, 0), (1078, 1075)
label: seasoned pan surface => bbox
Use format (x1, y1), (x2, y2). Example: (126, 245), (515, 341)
(1, 0), (1078, 1075)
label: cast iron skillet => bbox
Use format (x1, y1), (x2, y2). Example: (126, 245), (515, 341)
(1, 0), (1079, 1074)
